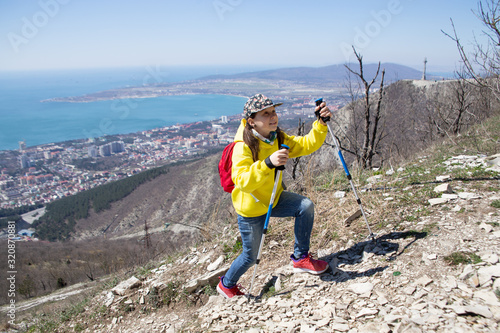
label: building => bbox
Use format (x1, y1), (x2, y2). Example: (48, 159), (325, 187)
(18, 229), (35, 237)
(20, 154), (30, 169)
(99, 144), (111, 157)
(88, 146), (98, 158)
(111, 141), (125, 153)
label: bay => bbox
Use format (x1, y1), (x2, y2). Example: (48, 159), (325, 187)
(0, 66), (252, 151)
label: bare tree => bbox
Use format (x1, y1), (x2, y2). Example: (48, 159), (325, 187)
(443, 0), (500, 101)
(341, 47), (386, 169)
(291, 119), (305, 180)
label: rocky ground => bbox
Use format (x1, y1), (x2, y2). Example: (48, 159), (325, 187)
(5, 153), (500, 333)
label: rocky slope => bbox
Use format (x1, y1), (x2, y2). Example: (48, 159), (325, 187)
(38, 151), (499, 333)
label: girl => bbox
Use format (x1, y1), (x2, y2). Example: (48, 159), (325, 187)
(217, 94), (332, 299)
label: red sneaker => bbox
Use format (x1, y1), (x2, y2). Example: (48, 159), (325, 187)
(291, 253), (329, 275)
(217, 276), (245, 299)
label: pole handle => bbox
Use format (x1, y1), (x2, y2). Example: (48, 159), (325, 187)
(276, 144), (289, 170)
(315, 98), (330, 123)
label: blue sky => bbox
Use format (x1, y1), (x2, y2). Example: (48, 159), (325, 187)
(0, 0), (486, 72)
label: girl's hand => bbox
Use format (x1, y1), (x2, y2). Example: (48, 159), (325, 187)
(269, 148), (289, 167)
(315, 101), (332, 125)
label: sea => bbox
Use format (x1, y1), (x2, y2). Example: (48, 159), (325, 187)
(0, 66), (257, 151)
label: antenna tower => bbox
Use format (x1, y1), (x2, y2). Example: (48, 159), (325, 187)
(422, 57), (427, 80)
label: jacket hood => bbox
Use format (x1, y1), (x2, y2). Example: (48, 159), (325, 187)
(234, 118), (246, 142)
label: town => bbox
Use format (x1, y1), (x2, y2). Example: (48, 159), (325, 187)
(0, 96), (342, 216)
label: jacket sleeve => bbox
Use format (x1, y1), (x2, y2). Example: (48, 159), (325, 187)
(231, 142), (274, 193)
(284, 120), (328, 158)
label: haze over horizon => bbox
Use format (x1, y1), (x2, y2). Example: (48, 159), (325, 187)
(0, 0), (487, 74)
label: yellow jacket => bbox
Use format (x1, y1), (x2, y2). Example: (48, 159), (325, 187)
(231, 118), (328, 217)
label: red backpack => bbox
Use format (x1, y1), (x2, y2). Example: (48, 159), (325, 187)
(218, 141), (242, 193)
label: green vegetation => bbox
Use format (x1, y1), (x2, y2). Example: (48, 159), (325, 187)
(223, 239), (243, 259)
(202, 284), (217, 296)
(492, 200), (500, 209)
(444, 252), (482, 265)
(32, 165), (169, 241)
(163, 281), (181, 306)
(25, 297), (90, 333)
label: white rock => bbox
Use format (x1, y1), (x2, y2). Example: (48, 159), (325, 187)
(480, 223), (493, 233)
(111, 276), (141, 296)
(483, 153), (500, 172)
(183, 266), (229, 292)
(367, 175), (382, 183)
(436, 175), (451, 182)
(416, 275), (433, 287)
(348, 282), (374, 295)
(331, 323), (350, 332)
(443, 275), (457, 291)
(404, 285), (416, 295)
(474, 290), (500, 306)
(188, 256), (199, 265)
(458, 192), (481, 200)
(207, 255), (225, 272)
(104, 291), (114, 307)
(464, 305), (493, 318)
(334, 191), (346, 198)
(457, 282), (473, 294)
(358, 322), (385, 332)
(478, 265), (500, 286)
(355, 307), (379, 319)
(275, 275), (282, 293)
(428, 198), (449, 206)
(459, 265), (475, 280)
(482, 253), (499, 264)
(384, 314), (402, 323)
(434, 183), (452, 193)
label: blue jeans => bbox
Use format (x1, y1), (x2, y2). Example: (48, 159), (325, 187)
(223, 191), (315, 288)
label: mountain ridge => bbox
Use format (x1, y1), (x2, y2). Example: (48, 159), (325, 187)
(198, 63), (430, 83)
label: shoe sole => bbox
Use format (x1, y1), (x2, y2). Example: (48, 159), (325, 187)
(293, 266), (328, 275)
(216, 284), (232, 299)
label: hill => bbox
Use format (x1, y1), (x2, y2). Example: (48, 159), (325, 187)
(200, 63), (428, 84)
(43, 63), (430, 103)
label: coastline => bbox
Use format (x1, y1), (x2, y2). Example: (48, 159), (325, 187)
(1, 93), (249, 152)
(39, 77), (336, 104)
(41, 91), (250, 104)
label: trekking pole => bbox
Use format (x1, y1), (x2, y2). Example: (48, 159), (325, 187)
(247, 144), (290, 301)
(315, 98), (376, 241)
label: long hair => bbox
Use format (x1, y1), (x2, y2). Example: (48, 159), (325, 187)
(243, 114), (283, 161)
